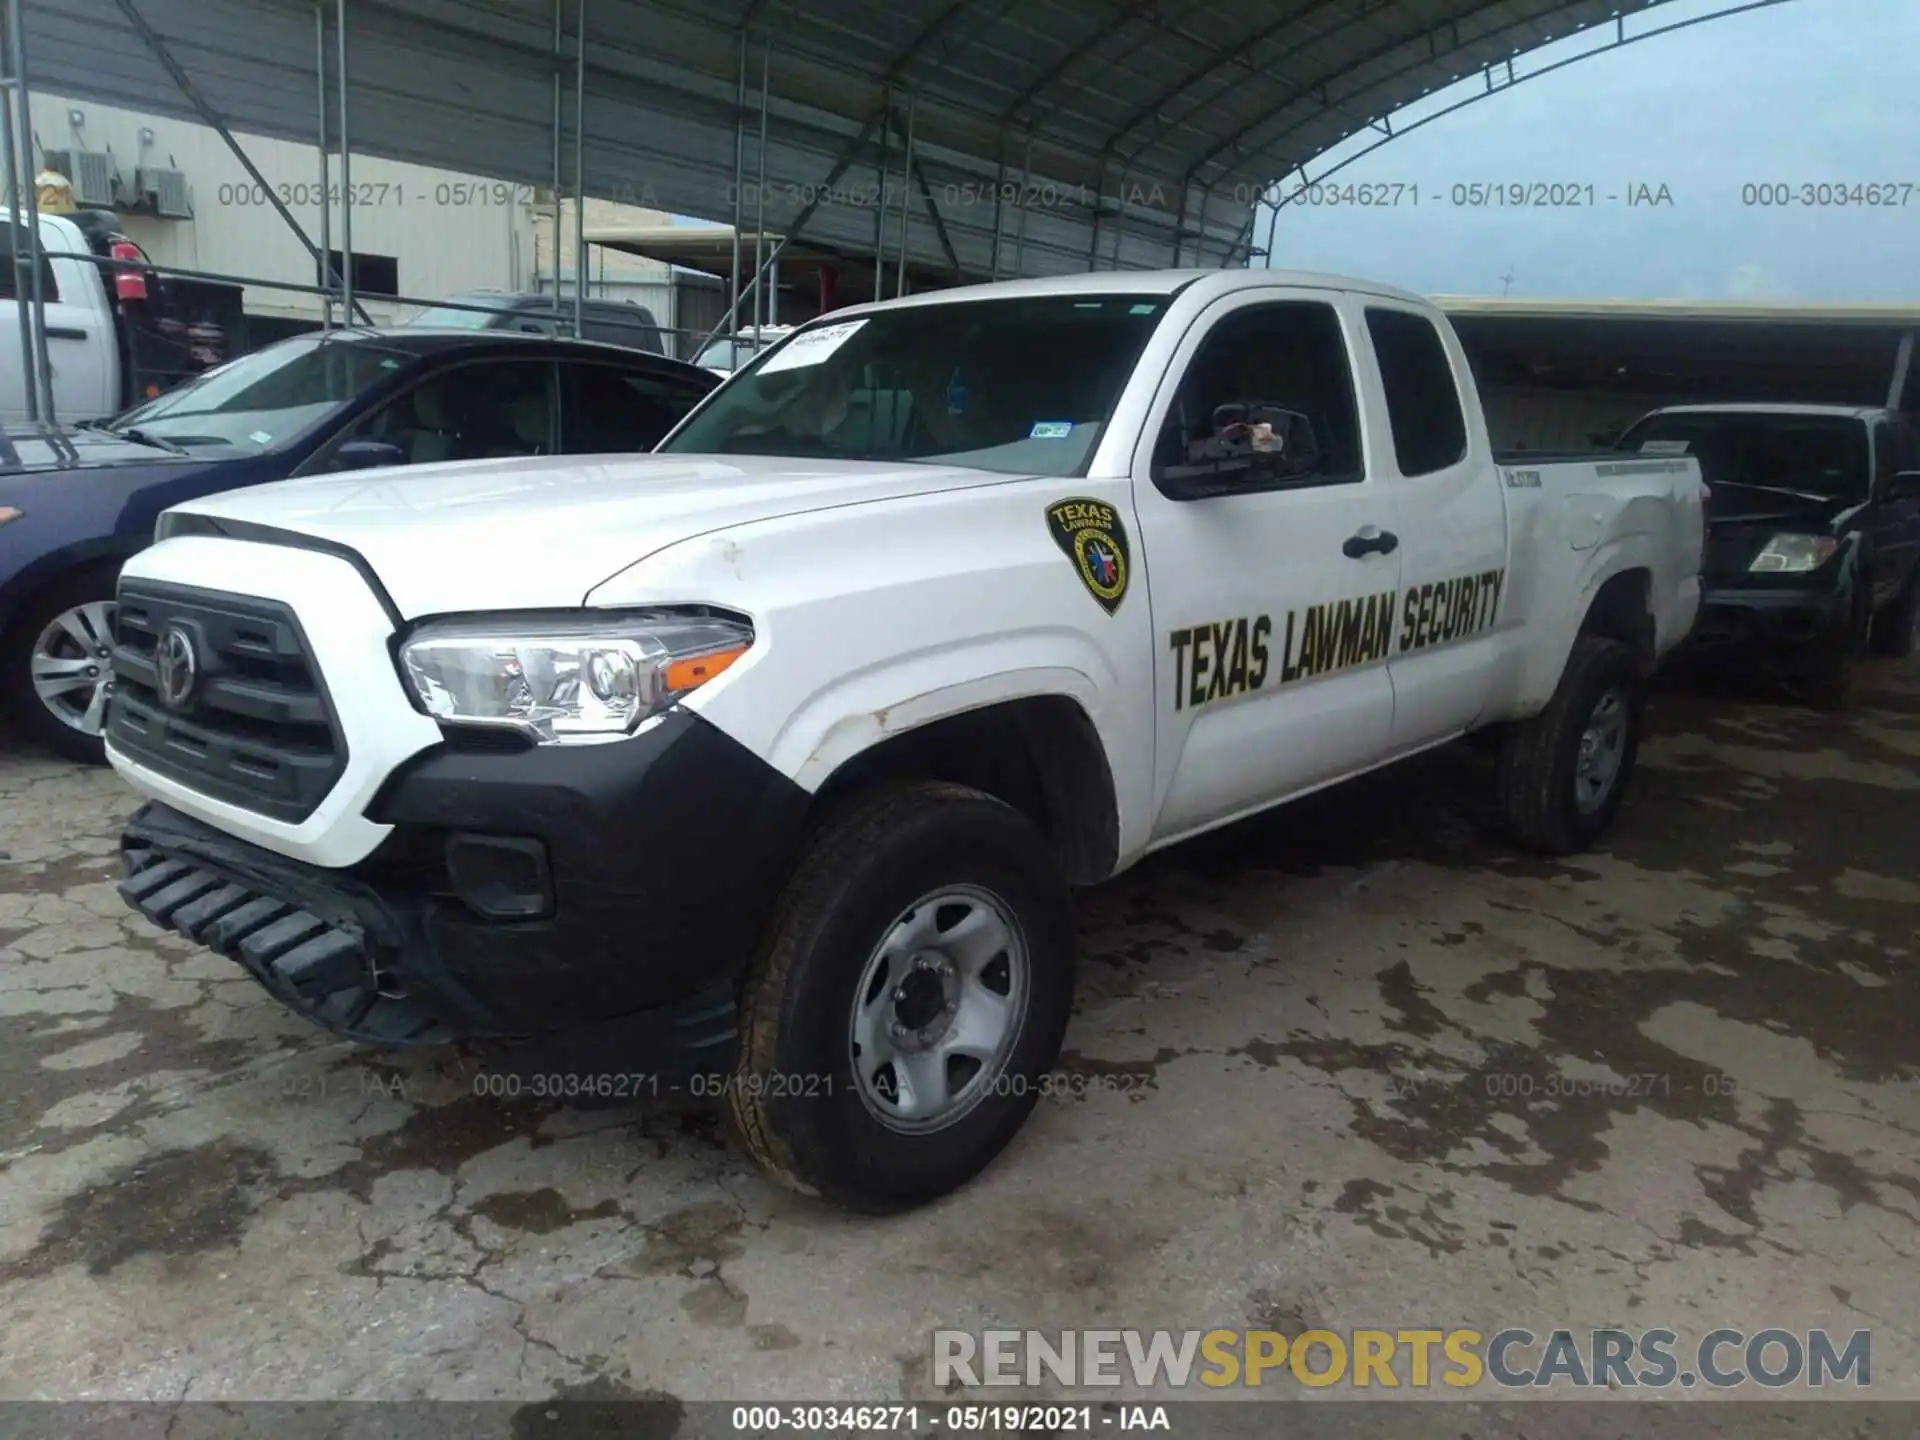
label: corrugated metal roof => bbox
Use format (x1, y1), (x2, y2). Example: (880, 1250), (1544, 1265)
(21, 0), (1679, 281)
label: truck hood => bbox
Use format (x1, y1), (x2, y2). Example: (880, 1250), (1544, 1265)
(162, 452), (1021, 617)
(0, 423), (202, 475)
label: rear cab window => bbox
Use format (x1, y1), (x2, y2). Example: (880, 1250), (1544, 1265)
(1364, 306), (1468, 476)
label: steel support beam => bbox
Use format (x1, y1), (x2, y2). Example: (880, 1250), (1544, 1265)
(335, 0), (353, 319)
(696, 108), (885, 351)
(6, 0), (50, 421)
(551, 0), (563, 315)
(573, 0), (585, 329)
(729, 26), (746, 331)
(1889, 330), (1914, 413)
(314, 4), (332, 329)
(752, 34), (770, 338)
(0, 51), (38, 420)
(894, 91), (915, 295)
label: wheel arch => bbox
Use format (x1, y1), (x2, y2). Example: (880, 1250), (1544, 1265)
(808, 692), (1121, 887)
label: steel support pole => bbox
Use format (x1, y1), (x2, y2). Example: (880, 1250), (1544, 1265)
(729, 28), (746, 337)
(696, 108), (884, 351)
(0, 67), (37, 420)
(768, 252), (778, 325)
(113, 0), (361, 321)
(335, 0), (352, 320)
(314, 4), (331, 329)
(550, 0), (562, 314)
(872, 93), (889, 301)
(1087, 157), (1106, 272)
(572, 0), (585, 329)
(1011, 128), (1032, 276)
(893, 91), (914, 296)
(987, 142), (1006, 280)
(751, 35), (769, 340)
(1890, 329), (1915, 412)
(8, 0), (51, 421)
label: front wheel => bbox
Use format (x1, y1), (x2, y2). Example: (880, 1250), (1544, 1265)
(727, 781), (1076, 1212)
(0, 565), (121, 765)
(1496, 635), (1643, 856)
(1867, 570), (1919, 658)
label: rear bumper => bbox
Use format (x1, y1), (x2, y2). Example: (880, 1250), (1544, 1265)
(118, 707), (811, 1062)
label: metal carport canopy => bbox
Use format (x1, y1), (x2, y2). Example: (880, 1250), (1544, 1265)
(24, 0), (1680, 282)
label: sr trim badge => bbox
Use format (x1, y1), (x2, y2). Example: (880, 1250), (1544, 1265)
(1045, 497), (1131, 615)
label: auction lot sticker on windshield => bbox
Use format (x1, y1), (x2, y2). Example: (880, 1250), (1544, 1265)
(756, 319), (868, 375)
(1640, 439), (1691, 455)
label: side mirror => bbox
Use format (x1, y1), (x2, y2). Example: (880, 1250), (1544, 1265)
(1158, 402), (1321, 498)
(330, 438), (408, 472)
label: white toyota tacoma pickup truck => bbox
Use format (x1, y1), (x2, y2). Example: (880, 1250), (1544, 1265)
(105, 270), (1704, 1210)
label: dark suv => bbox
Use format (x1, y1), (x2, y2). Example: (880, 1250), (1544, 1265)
(410, 292), (666, 355)
(1616, 403), (1920, 706)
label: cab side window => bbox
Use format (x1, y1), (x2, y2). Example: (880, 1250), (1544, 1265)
(1152, 301), (1363, 488)
(567, 362), (711, 451)
(0, 222), (59, 301)
(345, 360), (557, 464)
(1366, 307), (1468, 476)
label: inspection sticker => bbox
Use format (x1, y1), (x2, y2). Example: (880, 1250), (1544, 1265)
(1030, 421), (1074, 439)
(756, 318), (868, 375)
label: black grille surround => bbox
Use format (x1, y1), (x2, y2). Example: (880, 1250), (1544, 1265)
(108, 581), (347, 823)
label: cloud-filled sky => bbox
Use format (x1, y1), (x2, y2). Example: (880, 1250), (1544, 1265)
(1256, 0), (1920, 301)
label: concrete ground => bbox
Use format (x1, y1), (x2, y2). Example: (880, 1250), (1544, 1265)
(1, 659), (1916, 1418)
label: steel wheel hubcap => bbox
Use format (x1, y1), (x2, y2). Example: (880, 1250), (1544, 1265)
(31, 600), (117, 736)
(849, 884), (1029, 1134)
(1574, 687), (1628, 814)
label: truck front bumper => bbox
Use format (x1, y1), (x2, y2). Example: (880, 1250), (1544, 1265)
(1686, 583), (1852, 662)
(118, 708), (811, 1070)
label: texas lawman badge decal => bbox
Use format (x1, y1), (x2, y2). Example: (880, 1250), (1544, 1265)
(1045, 497), (1131, 615)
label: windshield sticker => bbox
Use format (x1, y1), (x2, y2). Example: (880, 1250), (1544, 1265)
(380, 358), (401, 369)
(248, 430), (273, 445)
(1640, 439), (1690, 455)
(755, 318), (868, 375)
(1045, 497), (1131, 615)
(1504, 468), (1542, 488)
(1030, 421), (1074, 440)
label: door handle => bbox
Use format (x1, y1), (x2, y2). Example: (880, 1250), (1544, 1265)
(1343, 527), (1399, 558)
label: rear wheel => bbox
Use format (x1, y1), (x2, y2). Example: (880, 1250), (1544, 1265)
(0, 565), (120, 765)
(727, 781), (1076, 1212)
(1497, 635), (1643, 856)
(1867, 570), (1919, 658)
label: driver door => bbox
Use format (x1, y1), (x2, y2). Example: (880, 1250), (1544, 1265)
(1132, 290), (1402, 844)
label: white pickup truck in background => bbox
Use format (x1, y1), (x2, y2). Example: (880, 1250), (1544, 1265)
(105, 269), (1705, 1211)
(2, 209), (242, 426)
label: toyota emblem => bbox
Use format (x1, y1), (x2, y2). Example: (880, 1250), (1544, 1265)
(154, 626), (198, 711)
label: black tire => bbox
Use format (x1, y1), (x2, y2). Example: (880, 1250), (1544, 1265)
(0, 563), (121, 765)
(1797, 583), (1871, 711)
(1496, 635), (1643, 856)
(1868, 569), (1919, 658)
(727, 781), (1076, 1212)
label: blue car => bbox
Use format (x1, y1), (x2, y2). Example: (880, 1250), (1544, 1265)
(0, 326), (717, 761)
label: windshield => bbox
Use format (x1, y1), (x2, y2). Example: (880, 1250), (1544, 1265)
(661, 294), (1168, 476)
(409, 298), (512, 329)
(1617, 412), (1869, 499)
(110, 336), (421, 453)
(694, 337), (764, 370)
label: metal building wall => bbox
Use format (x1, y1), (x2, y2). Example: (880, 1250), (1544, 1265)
(12, 87), (538, 320)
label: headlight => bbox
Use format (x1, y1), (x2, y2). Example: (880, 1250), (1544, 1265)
(398, 611), (752, 744)
(1749, 534), (1838, 573)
